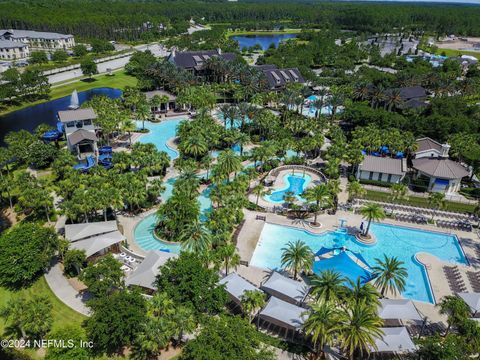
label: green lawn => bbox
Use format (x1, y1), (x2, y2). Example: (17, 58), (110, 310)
(0, 276), (86, 335)
(364, 190), (476, 214)
(0, 71), (137, 116)
(436, 47), (480, 59)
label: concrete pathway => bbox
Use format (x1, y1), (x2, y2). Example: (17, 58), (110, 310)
(44, 258), (91, 316)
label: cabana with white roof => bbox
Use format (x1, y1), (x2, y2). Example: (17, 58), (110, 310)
(65, 220), (118, 242)
(261, 272), (309, 305)
(372, 327), (417, 354)
(378, 299), (423, 325)
(457, 292), (480, 316)
(126, 250), (178, 293)
(219, 272), (258, 306)
(69, 230), (125, 258)
(258, 296), (307, 340)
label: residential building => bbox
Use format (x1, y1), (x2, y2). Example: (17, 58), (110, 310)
(257, 64), (305, 91)
(58, 108), (98, 158)
(0, 29), (75, 51)
(167, 48), (235, 77)
(415, 137), (445, 159)
(0, 39), (29, 60)
(390, 86), (427, 109)
(356, 155), (407, 184)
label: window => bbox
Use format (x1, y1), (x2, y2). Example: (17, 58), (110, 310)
(387, 174), (392, 183)
(83, 119), (92, 126)
(377, 173), (382, 181)
(368, 171), (373, 180)
(66, 121), (75, 128)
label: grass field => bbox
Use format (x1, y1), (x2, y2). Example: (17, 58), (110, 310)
(435, 47), (480, 59)
(0, 276), (87, 359)
(0, 71), (137, 116)
(364, 190), (476, 214)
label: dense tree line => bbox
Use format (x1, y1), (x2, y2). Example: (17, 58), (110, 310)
(1, 0), (480, 42)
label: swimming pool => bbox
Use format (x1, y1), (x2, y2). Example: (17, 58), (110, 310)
(133, 177), (213, 253)
(250, 222), (468, 303)
(264, 174), (311, 203)
(136, 117), (186, 160)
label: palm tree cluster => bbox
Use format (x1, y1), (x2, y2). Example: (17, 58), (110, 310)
(354, 83), (405, 112)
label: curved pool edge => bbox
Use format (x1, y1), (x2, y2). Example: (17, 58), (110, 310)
(264, 173), (312, 204)
(413, 252), (436, 305)
(132, 211), (182, 253)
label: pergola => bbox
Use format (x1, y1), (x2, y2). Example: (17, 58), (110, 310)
(372, 327), (417, 354)
(457, 292), (480, 316)
(219, 272), (258, 306)
(258, 296), (306, 340)
(260, 271), (309, 305)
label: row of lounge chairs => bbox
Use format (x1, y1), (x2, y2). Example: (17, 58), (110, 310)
(437, 220), (473, 232)
(467, 271), (480, 292)
(394, 213), (428, 224)
(443, 266), (467, 293)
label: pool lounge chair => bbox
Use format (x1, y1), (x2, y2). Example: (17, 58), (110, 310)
(99, 146), (113, 154)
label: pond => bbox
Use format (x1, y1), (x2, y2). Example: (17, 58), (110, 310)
(0, 87), (122, 146)
(231, 33), (297, 51)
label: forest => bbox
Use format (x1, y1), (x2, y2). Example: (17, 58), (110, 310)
(0, 0), (480, 41)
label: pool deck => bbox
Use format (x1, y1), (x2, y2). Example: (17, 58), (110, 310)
(235, 209), (480, 325)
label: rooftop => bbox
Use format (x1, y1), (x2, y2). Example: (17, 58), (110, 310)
(359, 155), (406, 176)
(169, 49), (236, 69)
(58, 108), (97, 123)
(416, 137), (443, 153)
(219, 272), (258, 304)
(412, 158), (469, 179)
(261, 271), (309, 304)
(68, 129), (98, 146)
(0, 29), (73, 40)
(70, 230), (125, 257)
(0, 39), (28, 49)
(259, 296), (306, 330)
(126, 250), (178, 290)
(261, 65), (305, 89)
(65, 220), (118, 242)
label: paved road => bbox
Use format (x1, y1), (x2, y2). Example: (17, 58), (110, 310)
(44, 257), (91, 316)
(47, 43), (169, 84)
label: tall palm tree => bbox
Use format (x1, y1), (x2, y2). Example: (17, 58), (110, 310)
(438, 295), (471, 336)
(171, 306), (196, 346)
(252, 183), (271, 206)
(346, 181), (366, 203)
(310, 270), (346, 303)
(371, 255), (408, 297)
(346, 278), (380, 307)
(235, 132), (250, 156)
(390, 183), (408, 202)
(304, 184), (333, 225)
(359, 203), (385, 237)
(179, 222), (212, 254)
(303, 300), (341, 359)
(216, 243), (240, 275)
(217, 149), (242, 182)
(428, 192), (446, 220)
(180, 136), (208, 158)
(338, 301), (384, 360)
(240, 290), (266, 323)
(136, 103), (151, 130)
(384, 89), (403, 112)
(280, 240), (313, 280)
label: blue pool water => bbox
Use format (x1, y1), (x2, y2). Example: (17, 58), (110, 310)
(250, 222), (468, 303)
(264, 174), (311, 203)
(136, 117), (186, 160)
(134, 177), (212, 253)
(231, 34), (298, 51)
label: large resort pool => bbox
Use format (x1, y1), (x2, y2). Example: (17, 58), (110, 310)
(250, 222), (468, 304)
(136, 117), (185, 160)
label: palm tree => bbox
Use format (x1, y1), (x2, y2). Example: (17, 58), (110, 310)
(171, 306), (196, 346)
(303, 300), (341, 359)
(240, 290), (266, 323)
(304, 184), (333, 225)
(346, 181), (366, 203)
(371, 255), (408, 297)
(179, 222), (212, 254)
(384, 89), (403, 112)
(252, 183), (270, 206)
(346, 278), (380, 307)
(428, 192), (446, 220)
(338, 301), (384, 360)
(310, 270), (346, 303)
(217, 149), (242, 182)
(216, 243), (240, 275)
(136, 103), (151, 130)
(280, 240), (313, 280)
(438, 295), (471, 336)
(390, 183), (408, 202)
(235, 132), (250, 156)
(359, 203), (385, 237)
(180, 136), (208, 158)
(121, 117), (136, 146)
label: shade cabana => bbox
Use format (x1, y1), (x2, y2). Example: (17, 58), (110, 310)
(126, 250), (178, 291)
(258, 296), (306, 339)
(457, 292), (480, 316)
(313, 251), (373, 287)
(65, 220), (118, 242)
(371, 327), (417, 354)
(261, 272), (309, 305)
(219, 272), (258, 305)
(70, 230), (125, 258)
(378, 299), (423, 321)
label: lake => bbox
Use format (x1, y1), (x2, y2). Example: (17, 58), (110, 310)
(0, 87), (122, 146)
(231, 33), (297, 51)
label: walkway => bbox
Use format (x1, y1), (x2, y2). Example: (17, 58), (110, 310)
(44, 258), (91, 316)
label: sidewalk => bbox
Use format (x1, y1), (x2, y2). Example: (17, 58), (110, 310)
(44, 258), (91, 316)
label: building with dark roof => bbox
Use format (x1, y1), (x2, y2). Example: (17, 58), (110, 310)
(167, 48), (235, 76)
(58, 108), (98, 158)
(356, 155), (407, 184)
(0, 29), (75, 51)
(386, 86), (427, 110)
(258, 64), (305, 90)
